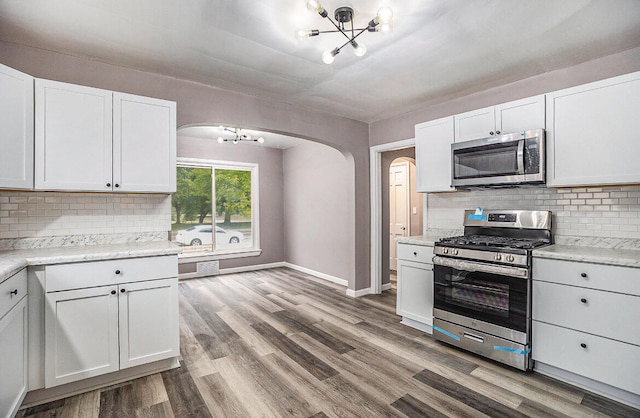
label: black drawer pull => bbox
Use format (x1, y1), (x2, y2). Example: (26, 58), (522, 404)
(580, 298), (587, 304)
(106, 182), (111, 187)
(111, 290), (116, 295)
(115, 270), (121, 275)
(580, 272), (587, 278)
(580, 343), (587, 349)
(10, 289), (18, 296)
(120, 288), (126, 293)
(413, 252), (417, 256)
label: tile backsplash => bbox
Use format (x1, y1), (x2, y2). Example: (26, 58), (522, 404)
(426, 185), (640, 248)
(0, 191), (171, 249)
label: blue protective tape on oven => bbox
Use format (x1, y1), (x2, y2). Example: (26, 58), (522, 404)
(433, 326), (461, 341)
(467, 214), (488, 221)
(493, 345), (531, 355)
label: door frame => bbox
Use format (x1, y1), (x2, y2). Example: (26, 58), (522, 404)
(369, 138), (415, 294)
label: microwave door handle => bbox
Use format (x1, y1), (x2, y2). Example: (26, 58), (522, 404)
(517, 139), (525, 174)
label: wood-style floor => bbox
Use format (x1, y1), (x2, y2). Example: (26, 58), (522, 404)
(18, 267), (640, 417)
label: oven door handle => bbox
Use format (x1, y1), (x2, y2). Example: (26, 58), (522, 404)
(432, 256), (529, 278)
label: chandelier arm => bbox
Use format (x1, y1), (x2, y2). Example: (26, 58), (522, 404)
(325, 17), (353, 42)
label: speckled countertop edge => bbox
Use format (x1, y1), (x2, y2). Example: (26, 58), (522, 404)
(533, 245), (640, 268)
(0, 241), (181, 283)
(396, 234), (443, 246)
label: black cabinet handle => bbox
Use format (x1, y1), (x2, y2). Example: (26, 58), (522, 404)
(120, 288), (126, 293)
(580, 343), (587, 349)
(106, 182), (111, 187)
(496, 130), (501, 134)
(115, 270), (121, 275)
(413, 252), (417, 256)
(580, 298), (587, 304)
(489, 131), (494, 135)
(580, 272), (587, 278)
(111, 290), (116, 295)
(10, 289), (18, 296)
(115, 184), (120, 188)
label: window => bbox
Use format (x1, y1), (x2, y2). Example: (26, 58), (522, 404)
(171, 159), (259, 257)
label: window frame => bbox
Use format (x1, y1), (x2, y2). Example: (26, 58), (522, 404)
(175, 157), (260, 259)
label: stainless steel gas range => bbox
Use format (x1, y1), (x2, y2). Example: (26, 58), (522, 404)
(432, 209), (552, 371)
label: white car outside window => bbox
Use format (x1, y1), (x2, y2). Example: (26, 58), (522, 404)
(175, 224), (244, 247)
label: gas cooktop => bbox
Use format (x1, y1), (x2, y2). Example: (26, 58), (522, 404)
(437, 234), (550, 250)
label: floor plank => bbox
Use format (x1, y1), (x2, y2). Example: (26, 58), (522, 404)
(20, 267), (640, 418)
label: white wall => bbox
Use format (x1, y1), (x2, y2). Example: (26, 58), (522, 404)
(283, 141), (352, 282)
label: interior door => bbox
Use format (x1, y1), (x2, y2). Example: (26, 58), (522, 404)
(390, 161), (410, 271)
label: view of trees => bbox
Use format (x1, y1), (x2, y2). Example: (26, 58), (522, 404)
(172, 167), (251, 226)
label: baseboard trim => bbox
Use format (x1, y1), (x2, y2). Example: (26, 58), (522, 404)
(283, 263), (349, 287)
(381, 282), (392, 291)
(346, 287), (371, 298)
(220, 262), (285, 275)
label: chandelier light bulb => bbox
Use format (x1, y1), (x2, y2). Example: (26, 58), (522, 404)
(217, 137), (224, 143)
(257, 137), (265, 144)
(322, 48), (339, 64)
(296, 29), (309, 39)
(306, 0), (321, 12)
(232, 138), (239, 144)
(352, 41), (367, 57)
(377, 6), (393, 24)
(379, 23), (392, 33)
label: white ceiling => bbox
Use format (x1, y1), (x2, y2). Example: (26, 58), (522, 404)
(1, 0), (639, 124)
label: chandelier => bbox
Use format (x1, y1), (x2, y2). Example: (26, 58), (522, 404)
(216, 127), (265, 144)
(296, 1), (393, 64)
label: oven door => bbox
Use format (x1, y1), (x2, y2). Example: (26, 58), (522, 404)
(432, 256), (529, 334)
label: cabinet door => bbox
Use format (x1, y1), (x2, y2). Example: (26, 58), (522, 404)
(546, 71), (640, 186)
(45, 286), (119, 387)
(0, 64), (34, 190)
(415, 116), (455, 192)
(0, 298), (28, 418)
(396, 259), (433, 325)
(35, 79), (113, 191)
(454, 106), (495, 142)
(495, 95), (545, 135)
(113, 93), (176, 193)
(118, 278), (179, 369)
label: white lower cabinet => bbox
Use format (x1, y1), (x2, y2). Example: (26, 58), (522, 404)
(0, 269), (28, 418)
(532, 257), (640, 400)
(44, 256), (179, 388)
(396, 243), (434, 331)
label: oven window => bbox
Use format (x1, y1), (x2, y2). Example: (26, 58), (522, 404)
(434, 265), (528, 332)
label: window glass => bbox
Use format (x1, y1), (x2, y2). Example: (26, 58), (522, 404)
(172, 163), (256, 256)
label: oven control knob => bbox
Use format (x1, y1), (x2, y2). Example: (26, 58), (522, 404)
(452, 249), (459, 255)
(443, 248), (448, 254)
(506, 255), (515, 262)
(494, 254), (502, 261)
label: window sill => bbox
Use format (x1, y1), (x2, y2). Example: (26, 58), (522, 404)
(177, 248), (262, 263)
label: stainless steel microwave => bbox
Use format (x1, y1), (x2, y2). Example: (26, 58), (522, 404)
(451, 129), (545, 188)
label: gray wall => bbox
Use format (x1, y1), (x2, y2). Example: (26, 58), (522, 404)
(0, 41), (370, 291)
(283, 141), (352, 281)
(176, 137), (285, 271)
(369, 47), (640, 146)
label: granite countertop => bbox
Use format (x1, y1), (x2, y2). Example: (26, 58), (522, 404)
(0, 241), (181, 284)
(533, 245), (640, 268)
(396, 234), (445, 247)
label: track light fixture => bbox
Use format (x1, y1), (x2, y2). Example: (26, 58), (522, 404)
(216, 127), (265, 144)
(297, 1), (393, 64)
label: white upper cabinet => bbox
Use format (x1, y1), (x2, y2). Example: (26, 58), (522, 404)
(454, 95), (545, 142)
(35, 79), (176, 193)
(0, 64), (34, 190)
(114, 92), (176, 193)
(546, 71), (640, 187)
(35, 79), (113, 191)
(415, 116), (455, 192)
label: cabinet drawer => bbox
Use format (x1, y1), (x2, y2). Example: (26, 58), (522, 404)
(397, 243), (434, 263)
(0, 269), (27, 319)
(533, 258), (640, 296)
(46, 255), (178, 292)
(532, 321), (640, 395)
(533, 281), (640, 345)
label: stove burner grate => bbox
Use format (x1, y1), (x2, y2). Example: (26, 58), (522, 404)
(438, 234), (549, 250)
